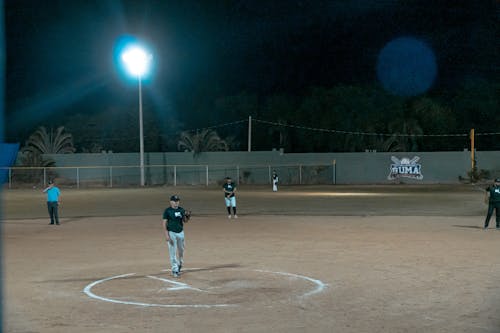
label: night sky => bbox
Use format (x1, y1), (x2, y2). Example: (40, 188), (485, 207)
(4, 0), (500, 146)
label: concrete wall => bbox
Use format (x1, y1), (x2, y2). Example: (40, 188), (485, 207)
(40, 150), (500, 186)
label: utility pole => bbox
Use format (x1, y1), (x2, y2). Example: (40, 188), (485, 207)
(248, 115), (252, 152)
(470, 128), (475, 171)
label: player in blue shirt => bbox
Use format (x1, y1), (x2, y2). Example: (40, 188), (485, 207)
(43, 180), (61, 225)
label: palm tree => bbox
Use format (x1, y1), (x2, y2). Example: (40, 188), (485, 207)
(22, 126), (76, 155)
(177, 129), (229, 155)
(383, 119), (423, 152)
(18, 126), (75, 182)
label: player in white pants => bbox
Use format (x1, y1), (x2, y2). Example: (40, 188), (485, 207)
(162, 195), (190, 277)
(223, 177), (237, 218)
(167, 230), (185, 276)
(272, 170), (278, 192)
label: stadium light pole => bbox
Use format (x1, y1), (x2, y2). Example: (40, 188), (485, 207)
(121, 45), (152, 186)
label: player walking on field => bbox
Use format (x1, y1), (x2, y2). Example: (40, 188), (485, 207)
(272, 170), (279, 192)
(162, 195), (191, 277)
(223, 176), (237, 219)
(43, 180), (61, 225)
(484, 178), (500, 230)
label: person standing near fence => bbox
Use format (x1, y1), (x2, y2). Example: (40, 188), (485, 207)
(272, 170), (279, 192)
(162, 195), (191, 277)
(223, 176), (237, 219)
(484, 178), (500, 230)
(43, 180), (61, 225)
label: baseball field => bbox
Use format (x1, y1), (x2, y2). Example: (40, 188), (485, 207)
(2, 184), (500, 333)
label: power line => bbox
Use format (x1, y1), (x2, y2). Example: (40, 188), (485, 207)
(181, 119), (247, 134)
(22, 118), (497, 146)
(252, 118), (500, 138)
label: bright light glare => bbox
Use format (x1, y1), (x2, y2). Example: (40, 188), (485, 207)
(121, 46), (152, 77)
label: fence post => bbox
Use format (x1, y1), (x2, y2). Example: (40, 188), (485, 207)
(109, 167), (113, 188)
(333, 159), (336, 185)
(268, 166), (271, 184)
(299, 165), (302, 185)
(76, 167), (80, 189)
(43, 168), (46, 186)
(8, 167), (12, 189)
(174, 165), (177, 186)
(206, 165), (209, 186)
(237, 165), (240, 182)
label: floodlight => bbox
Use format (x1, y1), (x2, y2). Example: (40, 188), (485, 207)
(118, 43), (153, 186)
(121, 45), (152, 78)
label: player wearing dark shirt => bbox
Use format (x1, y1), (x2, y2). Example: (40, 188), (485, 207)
(162, 195), (190, 277)
(484, 178), (500, 229)
(223, 177), (237, 219)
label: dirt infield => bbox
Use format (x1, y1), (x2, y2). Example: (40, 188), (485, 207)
(3, 185), (500, 332)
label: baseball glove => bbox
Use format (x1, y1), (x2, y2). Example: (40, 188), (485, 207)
(184, 210), (192, 222)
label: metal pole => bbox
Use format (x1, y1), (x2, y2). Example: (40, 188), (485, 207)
(110, 166), (113, 188)
(206, 165), (209, 186)
(174, 165), (177, 186)
(470, 128), (475, 171)
(333, 159), (336, 185)
(247, 115), (252, 152)
(8, 167), (11, 189)
(139, 76), (145, 186)
(76, 167), (80, 189)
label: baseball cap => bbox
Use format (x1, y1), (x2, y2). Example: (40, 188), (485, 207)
(495, 178), (500, 182)
(170, 195), (180, 201)
(48, 180), (54, 184)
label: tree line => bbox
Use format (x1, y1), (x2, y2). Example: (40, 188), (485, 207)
(18, 79), (500, 168)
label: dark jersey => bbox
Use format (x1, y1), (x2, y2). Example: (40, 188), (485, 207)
(487, 185), (500, 203)
(163, 206), (186, 233)
(223, 182), (236, 198)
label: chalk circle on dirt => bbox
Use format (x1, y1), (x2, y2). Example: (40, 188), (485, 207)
(83, 268), (327, 308)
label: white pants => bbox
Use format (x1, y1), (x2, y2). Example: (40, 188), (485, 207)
(225, 196), (236, 207)
(273, 181), (278, 192)
(167, 230), (185, 272)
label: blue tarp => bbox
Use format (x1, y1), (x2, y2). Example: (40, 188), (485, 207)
(0, 143), (20, 183)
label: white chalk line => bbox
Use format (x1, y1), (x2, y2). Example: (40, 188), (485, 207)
(83, 269), (327, 308)
(171, 268), (327, 298)
(83, 273), (231, 308)
(254, 269), (328, 298)
(146, 275), (206, 292)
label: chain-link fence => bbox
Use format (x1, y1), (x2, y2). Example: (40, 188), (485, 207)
(2, 164), (337, 188)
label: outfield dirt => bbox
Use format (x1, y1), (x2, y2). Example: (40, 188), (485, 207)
(2, 185), (500, 332)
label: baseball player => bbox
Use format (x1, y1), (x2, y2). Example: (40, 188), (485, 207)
(272, 170), (279, 192)
(162, 195), (191, 277)
(484, 178), (500, 229)
(223, 176), (237, 219)
(42, 180), (61, 225)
